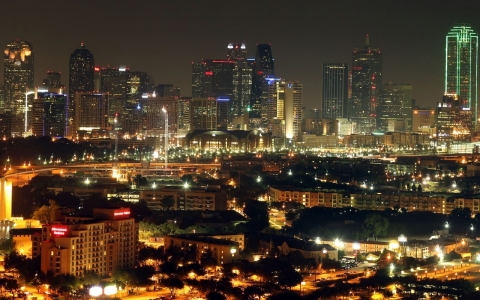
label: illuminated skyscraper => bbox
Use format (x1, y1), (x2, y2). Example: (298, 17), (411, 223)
(101, 67), (128, 126)
(228, 43), (252, 119)
(322, 63), (348, 119)
(42, 71), (64, 91)
(377, 83), (413, 131)
(3, 40), (34, 108)
(250, 44), (274, 128)
(350, 35), (382, 133)
(69, 43), (95, 127)
(3, 40), (34, 136)
(445, 25), (478, 122)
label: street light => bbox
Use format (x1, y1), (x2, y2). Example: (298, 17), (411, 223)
(162, 107), (168, 170)
(24, 91), (35, 136)
(445, 221), (449, 229)
(353, 242), (361, 262)
(398, 234), (407, 258)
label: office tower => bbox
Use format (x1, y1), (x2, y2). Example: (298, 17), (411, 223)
(191, 59), (235, 98)
(377, 83), (413, 131)
(74, 93), (109, 133)
(350, 35), (382, 133)
(177, 97), (191, 131)
(4, 40), (34, 136)
(31, 92), (68, 137)
(4, 40), (34, 109)
(156, 84), (180, 98)
(69, 43), (95, 128)
(122, 104), (142, 135)
(445, 25), (478, 122)
(436, 93), (472, 144)
(412, 109), (435, 133)
(190, 98), (217, 130)
(40, 207), (137, 277)
(228, 43), (252, 119)
(126, 71), (149, 105)
(101, 67), (128, 126)
(217, 97), (230, 129)
(227, 43), (247, 61)
(322, 63), (348, 119)
(192, 62), (204, 98)
(250, 44), (274, 128)
(267, 79), (303, 140)
(93, 66), (101, 91)
(141, 96), (176, 132)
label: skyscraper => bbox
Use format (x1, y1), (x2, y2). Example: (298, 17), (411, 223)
(31, 92), (68, 137)
(100, 67), (128, 126)
(322, 63), (348, 119)
(228, 43), (252, 120)
(3, 40), (34, 136)
(377, 83), (413, 131)
(3, 40), (34, 108)
(69, 43), (95, 127)
(350, 35), (382, 133)
(250, 44), (274, 128)
(445, 25), (478, 122)
(42, 71), (64, 91)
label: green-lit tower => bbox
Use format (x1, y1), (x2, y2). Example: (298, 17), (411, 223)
(445, 25), (478, 122)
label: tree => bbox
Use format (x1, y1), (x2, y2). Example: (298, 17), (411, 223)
(32, 200), (59, 224)
(206, 291), (226, 300)
(277, 268), (302, 290)
(321, 258), (341, 271)
(244, 285), (265, 300)
(361, 213), (389, 240)
(160, 195), (175, 210)
(0, 237), (16, 256)
(161, 277), (184, 298)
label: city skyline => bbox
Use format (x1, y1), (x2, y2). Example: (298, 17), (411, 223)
(1, 1), (480, 109)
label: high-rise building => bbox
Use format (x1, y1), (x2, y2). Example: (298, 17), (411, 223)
(228, 44), (252, 120)
(190, 98), (217, 130)
(4, 40), (34, 109)
(40, 207), (137, 277)
(101, 67), (128, 126)
(69, 43), (95, 127)
(126, 71), (149, 105)
(350, 35), (382, 133)
(322, 63), (348, 119)
(445, 25), (478, 122)
(74, 93), (109, 133)
(250, 44), (274, 128)
(191, 59), (235, 98)
(267, 79), (303, 141)
(377, 83), (413, 131)
(176, 97), (191, 132)
(31, 92), (68, 137)
(436, 93), (473, 144)
(4, 40), (34, 136)
(412, 108), (435, 133)
(42, 71), (64, 91)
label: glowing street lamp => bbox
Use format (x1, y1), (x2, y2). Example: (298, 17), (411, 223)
(445, 221), (449, 229)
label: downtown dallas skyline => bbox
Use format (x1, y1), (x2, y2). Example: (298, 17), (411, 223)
(1, 0), (480, 109)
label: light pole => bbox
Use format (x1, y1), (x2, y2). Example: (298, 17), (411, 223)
(24, 91), (35, 137)
(162, 107), (168, 170)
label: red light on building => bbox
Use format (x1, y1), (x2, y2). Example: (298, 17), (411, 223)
(113, 208), (131, 219)
(51, 225), (68, 237)
(257, 70), (263, 75)
(94, 67), (100, 72)
(205, 71), (213, 76)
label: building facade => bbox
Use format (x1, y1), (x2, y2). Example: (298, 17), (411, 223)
(250, 44), (274, 128)
(322, 63), (348, 119)
(445, 25), (478, 122)
(40, 207), (137, 277)
(74, 93), (109, 133)
(350, 35), (382, 133)
(377, 83), (413, 131)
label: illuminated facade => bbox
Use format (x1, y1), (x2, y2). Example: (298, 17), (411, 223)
(436, 93), (473, 143)
(190, 98), (217, 130)
(412, 109), (435, 133)
(250, 44), (275, 128)
(31, 92), (68, 137)
(3, 40), (34, 136)
(0, 178), (12, 220)
(377, 83), (413, 131)
(322, 63), (348, 119)
(69, 43), (95, 125)
(40, 208), (137, 277)
(74, 93), (109, 133)
(101, 67), (128, 126)
(350, 35), (382, 133)
(126, 71), (149, 105)
(3, 40), (34, 110)
(42, 71), (64, 91)
(229, 43), (252, 120)
(445, 25), (478, 121)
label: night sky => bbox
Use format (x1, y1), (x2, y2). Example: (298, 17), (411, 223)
(2, 0), (480, 109)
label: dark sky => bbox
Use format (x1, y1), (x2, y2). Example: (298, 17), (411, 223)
(2, 0), (480, 109)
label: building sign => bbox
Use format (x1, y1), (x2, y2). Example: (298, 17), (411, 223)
(113, 208), (131, 219)
(51, 225), (68, 237)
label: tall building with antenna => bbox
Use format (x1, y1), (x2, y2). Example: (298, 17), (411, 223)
(350, 35), (382, 133)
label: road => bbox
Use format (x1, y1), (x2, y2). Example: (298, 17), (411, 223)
(269, 208), (288, 229)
